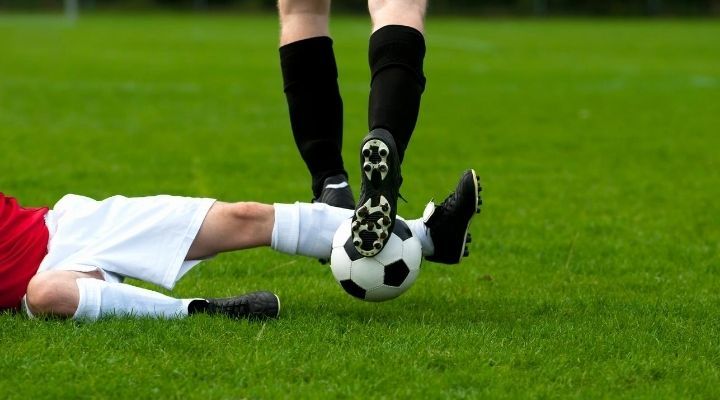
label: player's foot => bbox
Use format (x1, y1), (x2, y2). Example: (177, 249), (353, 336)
(313, 174), (355, 210)
(190, 291), (280, 319)
(424, 169), (482, 264)
(351, 128), (402, 257)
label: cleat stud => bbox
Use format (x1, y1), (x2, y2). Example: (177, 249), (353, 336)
(381, 204), (389, 212)
(379, 149), (388, 157)
(363, 163), (372, 172)
(374, 242), (382, 250)
(463, 247), (470, 257)
(363, 149), (371, 157)
(476, 208), (481, 214)
(466, 233), (472, 243)
(380, 232), (387, 239)
(379, 165), (388, 173)
(382, 216), (390, 225)
(354, 240), (361, 246)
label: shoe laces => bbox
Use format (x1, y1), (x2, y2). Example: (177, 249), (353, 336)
(437, 190), (458, 215)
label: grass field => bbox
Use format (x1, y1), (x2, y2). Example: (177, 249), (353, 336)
(1, 14), (719, 398)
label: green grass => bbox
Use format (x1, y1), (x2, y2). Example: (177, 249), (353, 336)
(1, 14), (719, 398)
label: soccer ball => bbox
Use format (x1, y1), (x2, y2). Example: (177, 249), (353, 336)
(330, 218), (422, 302)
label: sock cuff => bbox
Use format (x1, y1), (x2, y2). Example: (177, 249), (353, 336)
(369, 25), (426, 86)
(280, 36), (339, 89)
(272, 203), (301, 255)
(73, 278), (102, 320)
(404, 217), (434, 257)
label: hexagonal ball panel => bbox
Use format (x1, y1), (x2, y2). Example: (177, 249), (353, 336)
(401, 235), (423, 272)
(372, 234), (403, 266)
(349, 257), (384, 290)
(330, 246), (353, 281)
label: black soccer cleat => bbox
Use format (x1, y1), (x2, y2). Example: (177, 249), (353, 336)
(424, 169), (482, 264)
(313, 174), (355, 210)
(190, 291), (280, 320)
(351, 128), (402, 257)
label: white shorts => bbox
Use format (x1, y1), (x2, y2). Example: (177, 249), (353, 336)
(35, 194), (216, 289)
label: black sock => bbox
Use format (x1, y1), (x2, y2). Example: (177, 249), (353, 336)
(280, 37), (347, 198)
(368, 25), (427, 163)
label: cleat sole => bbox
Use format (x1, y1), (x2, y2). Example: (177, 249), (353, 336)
(352, 195), (392, 257)
(353, 129), (400, 257)
(361, 139), (391, 183)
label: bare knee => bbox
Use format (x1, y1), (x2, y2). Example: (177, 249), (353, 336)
(278, 0), (331, 43)
(228, 201), (268, 221)
(227, 201), (274, 232)
(26, 271), (98, 317)
(279, 0), (330, 17)
(369, 0), (427, 31)
(187, 201), (275, 259)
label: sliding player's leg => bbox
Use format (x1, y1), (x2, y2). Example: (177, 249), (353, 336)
(24, 269), (278, 320)
(23, 169), (480, 322)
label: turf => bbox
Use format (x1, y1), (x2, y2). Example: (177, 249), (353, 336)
(1, 14), (719, 399)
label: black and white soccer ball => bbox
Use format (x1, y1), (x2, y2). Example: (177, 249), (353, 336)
(330, 218), (422, 302)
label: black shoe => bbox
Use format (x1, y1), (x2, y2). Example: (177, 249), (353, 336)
(424, 169), (482, 264)
(351, 128), (402, 257)
(313, 174), (355, 210)
(190, 291), (280, 319)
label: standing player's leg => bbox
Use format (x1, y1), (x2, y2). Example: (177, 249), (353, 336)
(278, 0), (354, 209)
(352, 0), (428, 257)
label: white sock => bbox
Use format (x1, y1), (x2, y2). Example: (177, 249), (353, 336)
(405, 217), (435, 257)
(272, 202), (353, 259)
(272, 202), (436, 258)
(73, 278), (194, 320)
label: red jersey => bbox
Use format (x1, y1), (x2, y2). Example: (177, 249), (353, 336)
(0, 193), (50, 310)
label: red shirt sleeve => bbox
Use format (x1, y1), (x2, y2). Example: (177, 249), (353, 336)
(0, 193), (50, 310)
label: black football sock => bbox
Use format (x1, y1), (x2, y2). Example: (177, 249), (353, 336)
(280, 37), (347, 198)
(368, 25), (427, 163)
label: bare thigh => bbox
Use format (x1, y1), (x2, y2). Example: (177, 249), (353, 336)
(186, 201), (275, 260)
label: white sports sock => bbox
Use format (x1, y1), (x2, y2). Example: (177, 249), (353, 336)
(73, 278), (194, 320)
(272, 202), (353, 259)
(404, 217), (434, 257)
